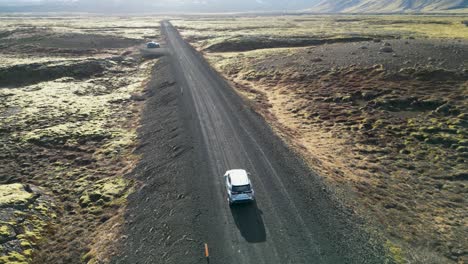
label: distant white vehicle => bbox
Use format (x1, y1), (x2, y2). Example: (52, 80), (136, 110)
(146, 41), (160, 48)
(224, 169), (255, 205)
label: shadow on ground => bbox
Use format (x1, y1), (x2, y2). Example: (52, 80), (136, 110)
(140, 46), (169, 59)
(230, 202), (266, 243)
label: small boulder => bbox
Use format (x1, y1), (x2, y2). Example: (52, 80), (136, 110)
(380, 47), (394, 53)
(434, 103), (459, 116)
(311, 57), (323, 62)
(130, 93), (146, 101)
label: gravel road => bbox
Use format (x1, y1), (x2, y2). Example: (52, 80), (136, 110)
(113, 21), (390, 264)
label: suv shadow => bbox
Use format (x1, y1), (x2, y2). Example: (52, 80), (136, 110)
(229, 201), (266, 243)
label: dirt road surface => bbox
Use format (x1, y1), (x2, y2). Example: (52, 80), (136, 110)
(113, 21), (390, 264)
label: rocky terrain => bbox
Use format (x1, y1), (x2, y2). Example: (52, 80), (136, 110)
(0, 16), (160, 263)
(174, 15), (468, 263)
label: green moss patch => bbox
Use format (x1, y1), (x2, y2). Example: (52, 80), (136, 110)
(385, 241), (405, 264)
(0, 185), (54, 264)
(79, 177), (129, 208)
(0, 224), (16, 242)
(23, 121), (112, 146)
(0, 251), (28, 264)
(0, 184), (34, 209)
(1, 16), (160, 263)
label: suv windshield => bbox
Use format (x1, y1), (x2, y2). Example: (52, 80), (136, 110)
(232, 184), (251, 193)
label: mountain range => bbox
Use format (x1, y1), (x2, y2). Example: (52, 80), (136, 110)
(0, 0), (466, 13)
(306, 0), (468, 13)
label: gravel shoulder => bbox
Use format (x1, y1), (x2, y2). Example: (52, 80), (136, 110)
(112, 57), (203, 264)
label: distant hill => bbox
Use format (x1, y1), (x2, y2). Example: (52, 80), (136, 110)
(306, 0), (468, 13)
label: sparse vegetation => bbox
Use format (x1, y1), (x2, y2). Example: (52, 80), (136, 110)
(0, 16), (161, 263)
(175, 14), (468, 263)
(172, 15), (468, 53)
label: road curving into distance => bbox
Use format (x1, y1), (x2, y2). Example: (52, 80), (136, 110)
(157, 21), (389, 264)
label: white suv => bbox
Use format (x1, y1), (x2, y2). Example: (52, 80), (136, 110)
(224, 169), (255, 205)
(146, 41), (160, 48)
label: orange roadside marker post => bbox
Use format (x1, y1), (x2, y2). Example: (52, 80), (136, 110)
(204, 243), (210, 263)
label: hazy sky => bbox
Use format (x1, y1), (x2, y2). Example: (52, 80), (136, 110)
(0, 0), (320, 12)
(1, 0), (466, 13)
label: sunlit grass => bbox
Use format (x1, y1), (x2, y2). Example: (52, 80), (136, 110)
(0, 16), (162, 39)
(173, 15), (468, 43)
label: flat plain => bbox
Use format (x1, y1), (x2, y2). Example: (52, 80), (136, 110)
(172, 14), (468, 263)
(0, 13), (467, 264)
(0, 16), (160, 263)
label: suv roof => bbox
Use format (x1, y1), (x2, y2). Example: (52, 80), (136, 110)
(226, 169), (250, 186)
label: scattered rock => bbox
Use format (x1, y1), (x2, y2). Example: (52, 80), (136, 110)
(434, 103), (460, 116)
(89, 192), (103, 203)
(373, 38), (382, 43)
(121, 50), (133, 56)
(130, 93), (146, 101)
(380, 47), (394, 53)
(311, 57), (323, 62)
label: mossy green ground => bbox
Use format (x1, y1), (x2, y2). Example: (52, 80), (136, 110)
(173, 15), (468, 52)
(0, 16), (160, 263)
(0, 184), (33, 207)
(0, 184), (55, 264)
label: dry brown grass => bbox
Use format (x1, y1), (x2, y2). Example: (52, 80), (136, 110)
(179, 14), (468, 263)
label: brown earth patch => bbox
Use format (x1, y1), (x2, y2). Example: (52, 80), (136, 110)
(206, 40), (467, 263)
